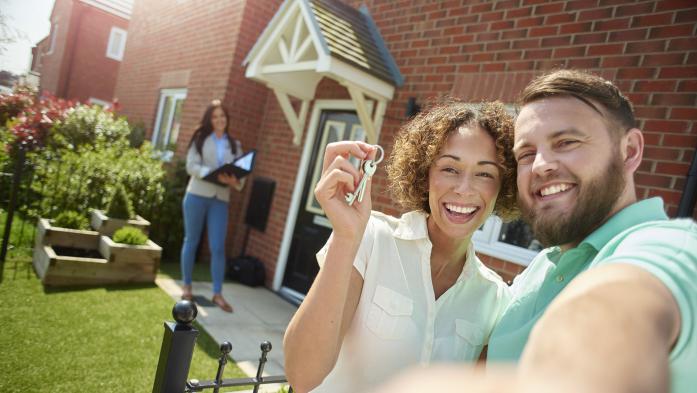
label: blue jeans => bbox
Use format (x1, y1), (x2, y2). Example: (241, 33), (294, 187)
(180, 192), (229, 294)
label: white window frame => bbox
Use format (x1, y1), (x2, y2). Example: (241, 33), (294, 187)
(152, 88), (187, 160)
(88, 97), (111, 107)
(106, 27), (127, 61)
(473, 216), (538, 267)
(46, 22), (58, 55)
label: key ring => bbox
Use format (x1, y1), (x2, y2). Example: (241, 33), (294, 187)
(372, 145), (384, 165)
(345, 144), (384, 206)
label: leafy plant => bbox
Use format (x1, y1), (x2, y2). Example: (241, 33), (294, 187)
(128, 120), (146, 149)
(112, 226), (148, 246)
(0, 87), (35, 126)
(4, 91), (73, 151)
(47, 104), (131, 152)
(0, 124), (13, 170)
(29, 143), (165, 220)
(148, 158), (188, 259)
(106, 183), (134, 220)
(52, 210), (89, 230)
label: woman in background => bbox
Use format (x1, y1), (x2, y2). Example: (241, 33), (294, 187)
(180, 99), (243, 313)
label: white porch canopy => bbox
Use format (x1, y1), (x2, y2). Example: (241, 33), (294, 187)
(243, 0), (403, 145)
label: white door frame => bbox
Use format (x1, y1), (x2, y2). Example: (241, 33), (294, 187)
(272, 99), (358, 291)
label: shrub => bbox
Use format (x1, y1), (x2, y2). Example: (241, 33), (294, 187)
(106, 183), (134, 220)
(112, 226), (148, 246)
(2, 97), (165, 226)
(29, 143), (165, 220)
(0, 87), (35, 126)
(128, 120), (146, 149)
(148, 158), (188, 259)
(47, 104), (131, 152)
(0, 125), (13, 170)
(52, 210), (89, 230)
(5, 91), (73, 151)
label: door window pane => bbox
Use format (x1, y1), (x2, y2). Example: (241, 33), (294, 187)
(305, 120), (345, 215)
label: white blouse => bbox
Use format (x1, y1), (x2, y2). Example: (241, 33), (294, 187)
(312, 211), (511, 393)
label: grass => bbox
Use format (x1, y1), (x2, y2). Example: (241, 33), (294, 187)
(0, 210), (249, 392)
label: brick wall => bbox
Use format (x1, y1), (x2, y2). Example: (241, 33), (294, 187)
(63, 3), (128, 102)
(36, 0), (127, 103)
(115, 0), (246, 146)
(38, 0), (73, 96)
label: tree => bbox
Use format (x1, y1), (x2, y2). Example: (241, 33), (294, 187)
(0, 2), (28, 56)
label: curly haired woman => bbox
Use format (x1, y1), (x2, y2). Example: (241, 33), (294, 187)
(283, 100), (519, 393)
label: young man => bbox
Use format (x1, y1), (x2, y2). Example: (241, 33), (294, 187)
(374, 70), (697, 393)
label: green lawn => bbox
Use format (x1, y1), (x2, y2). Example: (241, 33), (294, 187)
(0, 211), (249, 392)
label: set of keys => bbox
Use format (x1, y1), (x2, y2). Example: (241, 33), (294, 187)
(345, 145), (384, 206)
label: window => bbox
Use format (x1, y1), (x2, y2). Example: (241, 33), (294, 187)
(152, 89), (187, 160)
(106, 27), (127, 61)
(88, 97), (111, 107)
(473, 216), (541, 266)
(46, 23), (58, 55)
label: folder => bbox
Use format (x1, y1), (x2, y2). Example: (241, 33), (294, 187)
(203, 150), (257, 186)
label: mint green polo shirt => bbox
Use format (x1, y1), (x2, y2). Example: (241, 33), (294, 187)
(488, 198), (697, 393)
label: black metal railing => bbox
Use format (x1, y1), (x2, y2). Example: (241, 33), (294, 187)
(152, 300), (292, 393)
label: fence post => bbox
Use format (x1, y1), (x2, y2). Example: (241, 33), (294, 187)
(0, 145), (26, 271)
(152, 300), (200, 393)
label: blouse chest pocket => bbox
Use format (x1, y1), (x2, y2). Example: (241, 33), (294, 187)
(454, 319), (486, 361)
(365, 285), (414, 340)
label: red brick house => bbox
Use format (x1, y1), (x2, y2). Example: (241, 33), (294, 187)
(114, 0), (697, 302)
(31, 0), (132, 105)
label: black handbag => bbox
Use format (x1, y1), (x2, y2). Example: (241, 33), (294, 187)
(226, 256), (265, 287)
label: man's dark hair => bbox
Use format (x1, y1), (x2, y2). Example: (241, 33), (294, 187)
(518, 69), (637, 138)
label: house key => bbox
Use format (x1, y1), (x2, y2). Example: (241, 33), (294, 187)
(345, 145), (384, 206)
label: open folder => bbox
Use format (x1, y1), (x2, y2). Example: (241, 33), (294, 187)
(203, 150), (257, 186)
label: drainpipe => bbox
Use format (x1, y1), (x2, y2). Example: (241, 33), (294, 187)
(677, 144), (697, 218)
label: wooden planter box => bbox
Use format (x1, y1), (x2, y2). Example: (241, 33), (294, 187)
(35, 218), (100, 249)
(90, 210), (150, 237)
(98, 235), (161, 278)
(32, 218), (158, 286)
(33, 244), (158, 286)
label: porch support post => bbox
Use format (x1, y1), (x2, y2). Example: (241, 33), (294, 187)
(346, 84), (387, 145)
(273, 89), (310, 145)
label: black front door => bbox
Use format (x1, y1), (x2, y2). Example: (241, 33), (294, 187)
(282, 110), (364, 295)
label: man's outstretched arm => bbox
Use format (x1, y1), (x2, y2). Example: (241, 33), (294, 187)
(518, 263), (680, 393)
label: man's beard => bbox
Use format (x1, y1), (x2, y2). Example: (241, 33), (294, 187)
(519, 155), (625, 249)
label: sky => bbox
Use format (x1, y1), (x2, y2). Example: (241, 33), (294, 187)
(0, 0), (55, 75)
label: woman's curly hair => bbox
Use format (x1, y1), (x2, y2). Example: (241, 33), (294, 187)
(386, 99), (519, 222)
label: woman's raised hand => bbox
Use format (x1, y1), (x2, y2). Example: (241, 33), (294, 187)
(314, 141), (377, 241)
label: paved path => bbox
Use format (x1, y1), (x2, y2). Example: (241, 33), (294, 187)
(156, 277), (298, 392)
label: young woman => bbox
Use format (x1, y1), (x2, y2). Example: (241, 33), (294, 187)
(283, 101), (519, 393)
(180, 100), (242, 313)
